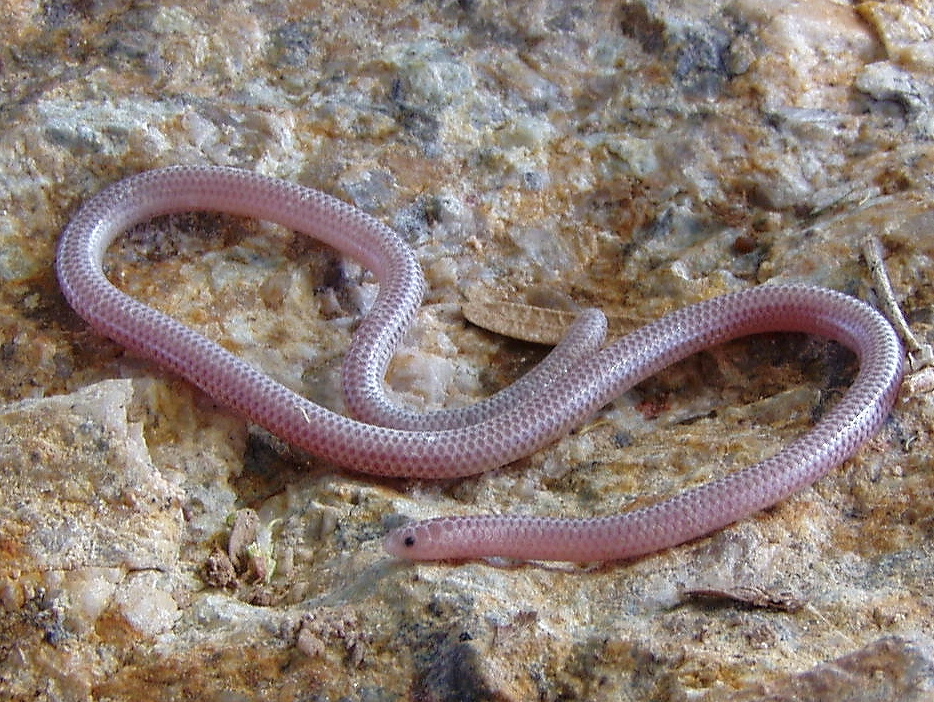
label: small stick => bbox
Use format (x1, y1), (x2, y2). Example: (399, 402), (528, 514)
(862, 235), (933, 372)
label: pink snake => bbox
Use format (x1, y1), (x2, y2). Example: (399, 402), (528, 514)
(56, 166), (904, 562)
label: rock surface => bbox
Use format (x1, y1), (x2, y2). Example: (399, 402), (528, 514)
(1, 1), (933, 700)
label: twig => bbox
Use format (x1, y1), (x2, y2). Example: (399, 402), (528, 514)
(862, 235), (933, 372)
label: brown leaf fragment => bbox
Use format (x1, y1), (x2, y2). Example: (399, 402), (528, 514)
(680, 585), (805, 613)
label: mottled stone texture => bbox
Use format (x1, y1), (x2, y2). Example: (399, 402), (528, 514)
(1, 1), (933, 700)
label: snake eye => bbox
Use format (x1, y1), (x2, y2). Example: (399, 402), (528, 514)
(404, 535), (416, 547)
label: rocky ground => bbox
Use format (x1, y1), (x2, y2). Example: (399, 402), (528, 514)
(1, 1), (933, 700)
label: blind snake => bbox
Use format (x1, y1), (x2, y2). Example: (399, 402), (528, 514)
(56, 166), (904, 562)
